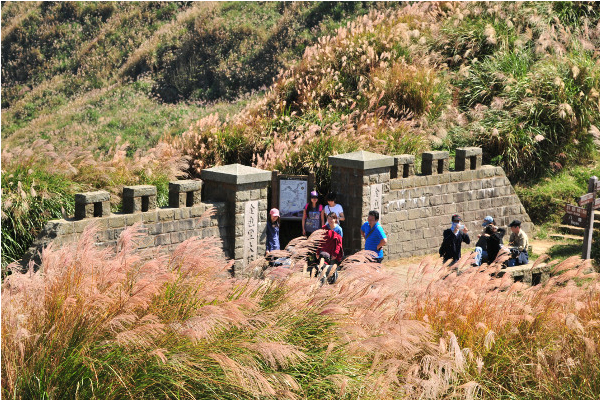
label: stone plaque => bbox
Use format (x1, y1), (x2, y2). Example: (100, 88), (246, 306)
(370, 184), (382, 218)
(243, 200), (259, 266)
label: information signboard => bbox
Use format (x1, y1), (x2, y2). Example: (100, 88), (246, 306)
(278, 178), (308, 219)
(578, 193), (594, 206)
(564, 214), (586, 228)
(565, 204), (587, 218)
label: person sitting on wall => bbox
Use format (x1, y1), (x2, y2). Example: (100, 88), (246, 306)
(361, 210), (387, 263)
(483, 223), (506, 265)
(317, 213), (344, 264)
(506, 219), (529, 267)
(474, 215), (494, 266)
(439, 214), (470, 265)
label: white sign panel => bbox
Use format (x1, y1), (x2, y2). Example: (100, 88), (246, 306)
(279, 179), (307, 219)
(370, 184), (382, 219)
(244, 201), (259, 266)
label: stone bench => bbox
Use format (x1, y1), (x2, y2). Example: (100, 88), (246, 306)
(75, 191), (111, 220)
(391, 154), (415, 179)
(495, 263), (550, 285)
(422, 151), (449, 175)
(169, 180), (202, 208)
(123, 185), (157, 213)
(455, 147), (483, 171)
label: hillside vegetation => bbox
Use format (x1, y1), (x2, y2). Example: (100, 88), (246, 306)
(2, 1), (600, 267)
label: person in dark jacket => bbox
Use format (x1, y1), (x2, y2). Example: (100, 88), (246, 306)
(484, 224), (506, 265)
(439, 214), (470, 264)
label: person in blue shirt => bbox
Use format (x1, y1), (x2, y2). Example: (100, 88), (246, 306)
(266, 208), (280, 253)
(360, 210), (387, 263)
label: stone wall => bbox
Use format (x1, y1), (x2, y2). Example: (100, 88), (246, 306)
(330, 148), (532, 258)
(27, 148), (533, 272)
(27, 164), (272, 277)
(35, 201), (228, 254)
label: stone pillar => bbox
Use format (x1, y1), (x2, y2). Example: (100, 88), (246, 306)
(123, 185), (157, 213)
(391, 154), (415, 179)
(169, 180), (202, 208)
(75, 191), (111, 220)
(329, 151), (394, 255)
(201, 164), (271, 276)
(422, 151), (449, 175)
(455, 147), (483, 171)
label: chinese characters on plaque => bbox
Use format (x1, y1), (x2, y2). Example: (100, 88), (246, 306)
(370, 184), (382, 220)
(244, 200), (259, 266)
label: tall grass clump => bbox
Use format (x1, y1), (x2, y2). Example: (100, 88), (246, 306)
(1, 139), (188, 269)
(3, 223), (600, 398)
(435, 2), (600, 181)
(165, 6), (439, 187)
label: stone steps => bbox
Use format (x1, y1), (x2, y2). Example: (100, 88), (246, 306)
(549, 233), (583, 241)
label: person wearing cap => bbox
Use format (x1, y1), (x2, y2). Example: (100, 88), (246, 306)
(439, 214), (470, 265)
(302, 191), (324, 237)
(474, 216), (494, 266)
(361, 210), (387, 263)
(507, 219), (529, 266)
(266, 208), (281, 253)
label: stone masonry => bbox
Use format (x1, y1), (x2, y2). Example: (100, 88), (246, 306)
(27, 147), (532, 272)
(330, 148), (532, 258)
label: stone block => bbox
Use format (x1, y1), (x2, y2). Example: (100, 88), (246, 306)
(75, 191), (111, 220)
(155, 234), (171, 246)
(142, 211), (158, 224)
(391, 154), (415, 179)
(158, 209), (175, 221)
(169, 180), (202, 208)
(125, 213), (142, 226)
(108, 215), (125, 228)
(329, 151), (394, 171)
(421, 151), (449, 175)
(455, 147), (483, 171)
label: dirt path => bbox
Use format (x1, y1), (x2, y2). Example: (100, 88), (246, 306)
(382, 238), (569, 277)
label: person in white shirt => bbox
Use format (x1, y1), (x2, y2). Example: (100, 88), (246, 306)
(323, 192), (345, 222)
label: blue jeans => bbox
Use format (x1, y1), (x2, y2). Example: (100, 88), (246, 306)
(506, 250), (528, 267)
(474, 247), (488, 266)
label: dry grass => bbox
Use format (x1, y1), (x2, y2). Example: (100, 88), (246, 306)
(3, 224), (599, 399)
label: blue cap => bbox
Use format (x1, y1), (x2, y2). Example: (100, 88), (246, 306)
(482, 216), (494, 227)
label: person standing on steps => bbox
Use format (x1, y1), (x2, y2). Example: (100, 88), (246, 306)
(323, 192), (345, 222)
(361, 210), (387, 263)
(302, 191), (324, 237)
(439, 214), (470, 265)
(266, 208), (280, 254)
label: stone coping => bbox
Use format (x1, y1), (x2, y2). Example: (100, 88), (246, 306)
(329, 151), (394, 170)
(169, 180), (202, 192)
(123, 185), (157, 197)
(456, 147), (483, 157)
(422, 151), (449, 160)
(75, 191), (110, 204)
(201, 164), (272, 185)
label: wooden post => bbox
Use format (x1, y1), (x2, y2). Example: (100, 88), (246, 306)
(582, 176), (598, 259)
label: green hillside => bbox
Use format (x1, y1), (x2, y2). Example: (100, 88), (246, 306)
(2, 1), (600, 267)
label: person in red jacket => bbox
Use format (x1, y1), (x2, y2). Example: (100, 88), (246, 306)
(317, 213), (343, 264)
